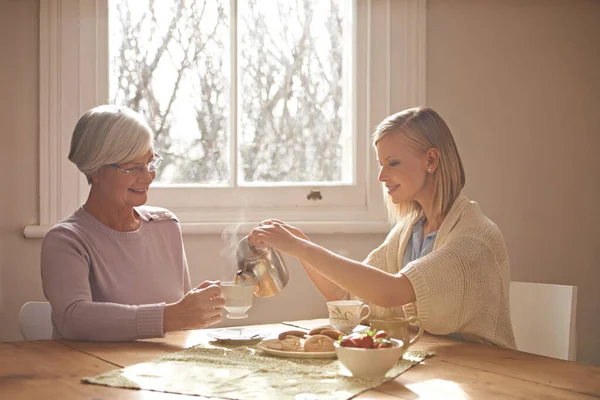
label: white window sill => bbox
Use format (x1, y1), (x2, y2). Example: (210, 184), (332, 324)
(23, 220), (391, 239)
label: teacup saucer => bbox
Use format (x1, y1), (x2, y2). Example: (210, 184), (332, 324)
(206, 328), (266, 343)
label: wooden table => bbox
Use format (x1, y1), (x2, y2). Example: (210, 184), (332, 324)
(1, 319), (599, 399)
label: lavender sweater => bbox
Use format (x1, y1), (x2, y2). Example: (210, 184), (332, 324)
(41, 206), (191, 341)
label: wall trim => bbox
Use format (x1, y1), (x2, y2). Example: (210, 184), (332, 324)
(24, 221), (391, 239)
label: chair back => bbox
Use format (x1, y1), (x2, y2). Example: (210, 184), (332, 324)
(510, 281), (577, 361)
(19, 301), (53, 341)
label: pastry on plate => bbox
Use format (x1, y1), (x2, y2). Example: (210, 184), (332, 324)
(277, 330), (308, 340)
(281, 335), (304, 352)
(304, 334), (335, 352)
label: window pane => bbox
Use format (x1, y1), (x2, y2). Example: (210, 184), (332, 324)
(110, 0), (353, 187)
(109, 0), (230, 185)
(238, 0), (352, 184)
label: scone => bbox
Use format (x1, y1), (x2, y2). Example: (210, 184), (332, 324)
(281, 335), (304, 352)
(319, 329), (345, 340)
(304, 334), (335, 352)
(277, 330), (308, 340)
(308, 326), (334, 335)
(264, 339), (285, 350)
(264, 336), (304, 352)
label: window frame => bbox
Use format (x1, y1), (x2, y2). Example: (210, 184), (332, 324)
(25, 0), (426, 238)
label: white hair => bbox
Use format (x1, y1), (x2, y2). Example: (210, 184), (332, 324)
(68, 105), (153, 183)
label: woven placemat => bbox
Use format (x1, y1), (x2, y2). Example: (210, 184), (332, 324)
(83, 341), (433, 400)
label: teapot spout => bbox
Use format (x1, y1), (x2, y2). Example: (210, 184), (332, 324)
(236, 270), (259, 286)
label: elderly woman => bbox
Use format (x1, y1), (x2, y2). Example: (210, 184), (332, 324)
(41, 105), (224, 341)
(249, 107), (516, 348)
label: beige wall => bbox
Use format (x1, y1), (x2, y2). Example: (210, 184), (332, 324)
(1, 0), (598, 365)
(0, 0), (44, 339)
(426, 0), (600, 365)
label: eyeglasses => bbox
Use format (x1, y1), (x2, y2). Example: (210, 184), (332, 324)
(106, 153), (163, 176)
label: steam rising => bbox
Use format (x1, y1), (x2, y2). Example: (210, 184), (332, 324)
(219, 222), (243, 282)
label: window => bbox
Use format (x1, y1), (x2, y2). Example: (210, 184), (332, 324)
(108, 0), (361, 212)
(26, 0), (425, 238)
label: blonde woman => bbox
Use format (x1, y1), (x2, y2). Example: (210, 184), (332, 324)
(249, 107), (515, 348)
(41, 105), (224, 341)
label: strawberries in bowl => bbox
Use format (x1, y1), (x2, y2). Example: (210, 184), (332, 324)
(339, 330), (395, 349)
(334, 329), (405, 379)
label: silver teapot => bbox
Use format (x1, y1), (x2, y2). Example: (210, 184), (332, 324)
(236, 235), (289, 298)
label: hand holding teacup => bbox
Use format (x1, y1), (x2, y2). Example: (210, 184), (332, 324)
(164, 280), (225, 332)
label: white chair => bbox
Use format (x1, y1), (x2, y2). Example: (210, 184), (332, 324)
(509, 281), (577, 361)
(19, 301), (53, 341)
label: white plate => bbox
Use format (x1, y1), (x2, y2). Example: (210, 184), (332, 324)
(258, 339), (337, 359)
(206, 328), (267, 343)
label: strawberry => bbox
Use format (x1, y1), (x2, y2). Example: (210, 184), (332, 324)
(359, 334), (375, 348)
(374, 330), (389, 339)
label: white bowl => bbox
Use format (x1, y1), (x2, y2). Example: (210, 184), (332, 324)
(334, 338), (405, 379)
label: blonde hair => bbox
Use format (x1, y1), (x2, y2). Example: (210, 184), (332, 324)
(372, 107), (465, 224)
(68, 105), (153, 184)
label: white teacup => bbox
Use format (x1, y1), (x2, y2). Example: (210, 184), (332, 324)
(221, 281), (255, 319)
(326, 300), (371, 334)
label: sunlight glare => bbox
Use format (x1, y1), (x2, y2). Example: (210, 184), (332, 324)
(184, 330), (212, 348)
(406, 379), (468, 400)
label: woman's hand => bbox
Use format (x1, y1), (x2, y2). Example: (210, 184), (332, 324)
(163, 280), (225, 333)
(259, 219), (310, 241)
(248, 220), (309, 257)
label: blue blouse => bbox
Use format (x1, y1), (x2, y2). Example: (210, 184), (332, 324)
(402, 217), (437, 268)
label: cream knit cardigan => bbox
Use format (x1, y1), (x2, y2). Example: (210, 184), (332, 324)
(362, 195), (516, 348)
